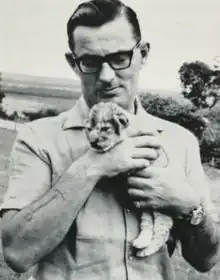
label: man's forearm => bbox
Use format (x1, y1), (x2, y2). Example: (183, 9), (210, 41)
(2, 152), (101, 272)
(176, 212), (220, 272)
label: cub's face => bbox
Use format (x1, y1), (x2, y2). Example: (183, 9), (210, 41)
(85, 102), (129, 152)
(86, 120), (120, 152)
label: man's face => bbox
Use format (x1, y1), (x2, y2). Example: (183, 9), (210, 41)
(72, 16), (148, 112)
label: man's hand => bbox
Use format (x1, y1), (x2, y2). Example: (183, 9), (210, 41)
(86, 130), (161, 179)
(127, 156), (200, 217)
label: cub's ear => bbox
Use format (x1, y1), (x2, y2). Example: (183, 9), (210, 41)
(118, 113), (129, 128)
(84, 119), (92, 131)
(113, 114), (129, 135)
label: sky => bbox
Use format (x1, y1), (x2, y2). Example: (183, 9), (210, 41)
(1, 0), (220, 92)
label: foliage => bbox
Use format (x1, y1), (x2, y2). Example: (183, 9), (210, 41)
(0, 93), (5, 104)
(0, 104), (60, 123)
(0, 105), (8, 119)
(0, 72), (6, 103)
(179, 61), (220, 108)
(140, 92), (207, 139)
(23, 107), (60, 121)
(140, 92), (220, 167)
(197, 104), (220, 167)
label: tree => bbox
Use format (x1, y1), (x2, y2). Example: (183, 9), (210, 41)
(202, 70), (220, 108)
(179, 61), (220, 108)
(0, 71), (6, 103)
(0, 71), (7, 119)
(140, 92), (206, 140)
(195, 103), (220, 167)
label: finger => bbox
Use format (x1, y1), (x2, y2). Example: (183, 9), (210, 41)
(128, 176), (154, 187)
(127, 127), (158, 138)
(134, 166), (161, 178)
(133, 200), (150, 209)
(130, 159), (150, 171)
(128, 188), (146, 199)
(157, 138), (181, 169)
(153, 148), (170, 168)
(133, 199), (162, 211)
(132, 148), (159, 160)
(131, 135), (161, 149)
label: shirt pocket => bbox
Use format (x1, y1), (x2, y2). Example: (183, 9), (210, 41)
(72, 236), (124, 280)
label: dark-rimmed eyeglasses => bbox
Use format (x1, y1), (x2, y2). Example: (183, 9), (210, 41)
(71, 41), (141, 74)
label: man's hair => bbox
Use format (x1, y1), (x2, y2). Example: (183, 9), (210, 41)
(67, 0), (141, 52)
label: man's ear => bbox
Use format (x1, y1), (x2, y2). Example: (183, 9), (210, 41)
(140, 42), (150, 66)
(112, 115), (121, 136)
(65, 52), (79, 75)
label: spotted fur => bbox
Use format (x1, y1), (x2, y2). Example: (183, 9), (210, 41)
(85, 101), (173, 257)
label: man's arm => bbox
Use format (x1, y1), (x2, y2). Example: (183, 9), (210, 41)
(1, 126), (103, 273)
(126, 128), (220, 272)
(1, 125), (148, 273)
(176, 133), (220, 272)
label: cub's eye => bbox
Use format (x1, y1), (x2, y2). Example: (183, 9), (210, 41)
(101, 126), (112, 132)
(85, 123), (91, 131)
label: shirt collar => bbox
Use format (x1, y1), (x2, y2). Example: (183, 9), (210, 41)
(62, 96), (161, 132)
(62, 96), (90, 129)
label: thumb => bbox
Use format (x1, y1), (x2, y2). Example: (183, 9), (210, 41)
(159, 137), (182, 169)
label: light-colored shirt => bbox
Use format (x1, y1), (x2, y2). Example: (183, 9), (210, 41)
(0, 97), (216, 280)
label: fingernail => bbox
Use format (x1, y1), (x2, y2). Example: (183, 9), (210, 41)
(145, 161), (150, 167)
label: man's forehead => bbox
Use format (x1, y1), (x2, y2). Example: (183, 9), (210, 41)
(73, 17), (136, 56)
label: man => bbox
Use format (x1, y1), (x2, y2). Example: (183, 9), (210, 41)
(1, 0), (220, 279)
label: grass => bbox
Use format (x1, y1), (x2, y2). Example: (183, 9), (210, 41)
(0, 128), (220, 279)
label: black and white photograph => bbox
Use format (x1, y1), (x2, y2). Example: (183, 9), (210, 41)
(0, 1), (220, 279)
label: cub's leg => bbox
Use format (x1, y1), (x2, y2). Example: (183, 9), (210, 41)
(132, 212), (154, 249)
(136, 212), (173, 257)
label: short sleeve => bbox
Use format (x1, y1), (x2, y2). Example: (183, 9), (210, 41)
(184, 132), (219, 222)
(0, 124), (51, 217)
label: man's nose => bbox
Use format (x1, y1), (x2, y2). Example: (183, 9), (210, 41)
(99, 62), (115, 83)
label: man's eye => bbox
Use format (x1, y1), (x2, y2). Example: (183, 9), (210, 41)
(111, 54), (129, 64)
(81, 56), (100, 67)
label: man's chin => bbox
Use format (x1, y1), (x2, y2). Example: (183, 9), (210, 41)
(91, 94), (133, 112)
(100, 95), (118, 102)
(99, 96), (125, 107)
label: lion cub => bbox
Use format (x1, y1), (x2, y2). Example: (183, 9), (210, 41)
(85, 102), (173, 257)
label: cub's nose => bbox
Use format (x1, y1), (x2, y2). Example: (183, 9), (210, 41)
(90, 138), (99, 145)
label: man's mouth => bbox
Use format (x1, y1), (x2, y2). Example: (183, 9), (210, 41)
(104, 87), (118, 91)
(101, 87), (119, 97)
